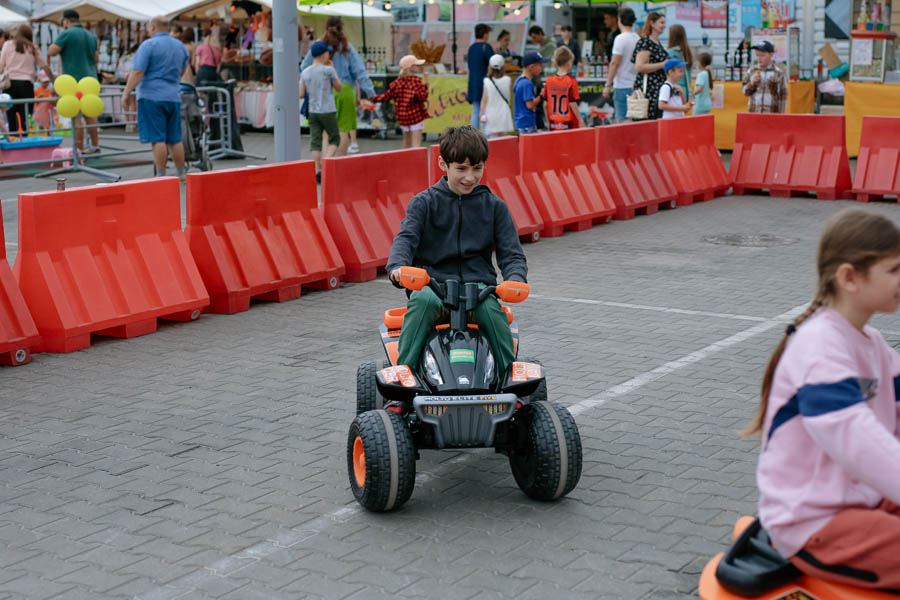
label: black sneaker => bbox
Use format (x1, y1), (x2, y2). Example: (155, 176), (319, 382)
(316, 172), (321, 184)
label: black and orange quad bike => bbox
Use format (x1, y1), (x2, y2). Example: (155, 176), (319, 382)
(347, 266), (583, 512)
(699, 516), (898, 600)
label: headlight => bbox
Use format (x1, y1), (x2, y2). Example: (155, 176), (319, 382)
(483, 349), (495, 383)
(423, 349), (444, 386)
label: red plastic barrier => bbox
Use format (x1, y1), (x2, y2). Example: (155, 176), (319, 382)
(13, 178), (209, 353)
(186, 161), (344, 314)
(0, 204), (39, 365)
(853, 116), (900, 203)
(595, 120), (678, 220)
(321, 148), (428, 282)
(519, 128), (617, 237)
(658, 115), (730, 206)
(428, 137), (544, 242)
(731, 113), (852, 200)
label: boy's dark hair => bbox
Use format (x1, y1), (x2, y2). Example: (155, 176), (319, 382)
(474, 23), (492, 39)
(561, 25), (572, 32)
(618, 7), (636, 26)
(439, 126), (489, 166)
(528, 25), (544, 37)
(497, 29), (510, 40)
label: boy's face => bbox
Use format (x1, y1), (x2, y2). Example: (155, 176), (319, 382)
(527, 63), (542, 76)
(667, 66), (683, 81)
(438, 157), (484, 196)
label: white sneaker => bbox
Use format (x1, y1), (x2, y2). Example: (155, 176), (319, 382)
(348, 142), (360, 154)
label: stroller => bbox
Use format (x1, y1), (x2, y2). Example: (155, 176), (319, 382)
(180, 83), (212, 172)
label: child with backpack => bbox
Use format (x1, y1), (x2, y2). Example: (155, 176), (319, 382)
(750, 208), (900, 591)
(657, 57), (693, 119)
(479, 54), (513, 138)
(367, 54), (429, 148)
(541, 46), (585, 130)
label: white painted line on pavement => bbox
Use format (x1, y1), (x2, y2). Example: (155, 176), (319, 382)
(138, 301), (807, 600)
(529, 293), (769, 323)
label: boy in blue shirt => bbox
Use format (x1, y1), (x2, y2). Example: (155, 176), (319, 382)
(513, 51), (548, 134)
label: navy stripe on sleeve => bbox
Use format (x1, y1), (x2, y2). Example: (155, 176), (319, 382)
(797, 378), (866, 417)
(894, 375), (900, 402)
(768, 394), (800, 441)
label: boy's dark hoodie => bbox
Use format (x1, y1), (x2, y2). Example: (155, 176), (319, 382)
(386, 176), (527, 285)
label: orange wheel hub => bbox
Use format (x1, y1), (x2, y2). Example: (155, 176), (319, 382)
(352, 436), (366, 487)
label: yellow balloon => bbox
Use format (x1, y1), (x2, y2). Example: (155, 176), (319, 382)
(54, 74), (77, 97)
(56, 95), (81, 118)
(76, 77), (101, 96)
(80, 94), (104, 118)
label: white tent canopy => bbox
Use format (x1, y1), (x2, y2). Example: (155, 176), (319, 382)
(171, 0), (392, 21)
(32, 0), (199, 23)
(299, 2), (392, 20)
(0, 5), (29, 26)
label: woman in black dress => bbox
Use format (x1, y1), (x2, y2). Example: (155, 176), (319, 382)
(631, 12), (668, 120)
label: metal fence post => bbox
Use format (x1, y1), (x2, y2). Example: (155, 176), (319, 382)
(273, 0), (301, 163)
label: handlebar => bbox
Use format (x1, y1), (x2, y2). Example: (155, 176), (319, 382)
(395, 266), (529, 305)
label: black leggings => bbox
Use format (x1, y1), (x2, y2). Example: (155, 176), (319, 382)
(7, 79), (34, 134)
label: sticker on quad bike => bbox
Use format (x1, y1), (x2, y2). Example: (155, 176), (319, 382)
(449, 349), (475, 363)
(380, 366), (417, 388)
(511, 361), (542, 382)
(773, 591), (821, 600)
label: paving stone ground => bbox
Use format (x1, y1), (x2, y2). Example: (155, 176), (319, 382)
(1, 131), (897, 599)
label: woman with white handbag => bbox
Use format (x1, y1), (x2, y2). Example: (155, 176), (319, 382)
(628, 12), (668, 121)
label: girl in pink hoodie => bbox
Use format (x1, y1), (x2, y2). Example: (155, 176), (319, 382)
(749, 208), (900, 591)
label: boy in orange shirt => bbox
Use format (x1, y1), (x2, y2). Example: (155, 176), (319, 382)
(542, 46), (585, 130)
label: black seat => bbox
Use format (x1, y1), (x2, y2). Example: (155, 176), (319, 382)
(715, 518), (802, 597)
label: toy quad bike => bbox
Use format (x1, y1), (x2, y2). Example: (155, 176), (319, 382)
(347, 266), (583, 512)
(699, 516), (896, 600)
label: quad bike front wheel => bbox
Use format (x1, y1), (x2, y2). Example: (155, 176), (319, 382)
(356, 360), (388, 415)
(347, 410), (416, 512)
(509, 401), (582, 501)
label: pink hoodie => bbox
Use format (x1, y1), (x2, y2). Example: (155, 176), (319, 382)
(757, 308), (900, 558)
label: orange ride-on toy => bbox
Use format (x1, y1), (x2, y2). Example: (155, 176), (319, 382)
(699, 516), (898, 600)
(347, 267), (583, 512)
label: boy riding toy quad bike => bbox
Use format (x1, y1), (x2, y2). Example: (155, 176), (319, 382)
(699, 516), (897, 600)
(346, 266), (583, 512)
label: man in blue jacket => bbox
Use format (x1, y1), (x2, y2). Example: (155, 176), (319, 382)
(466, 24), (495, 129)
(386, 126), (527, 374)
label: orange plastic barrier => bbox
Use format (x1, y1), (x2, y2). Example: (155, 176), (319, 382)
(658, 115), (730, 206)
(595, 120), (678, 220)
(13, 178), (209, 353)
(185, 161), (344, 314)
(321, 148), (428, 282)
(519, 128), (617, 237)
(428, 136), (543, 242)
(852, 116), (900, 203)
(0, 204), (40, 365)
(731, 113), (852, 200)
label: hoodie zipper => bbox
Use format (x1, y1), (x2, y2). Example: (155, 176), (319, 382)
(456, 195), (463, 281)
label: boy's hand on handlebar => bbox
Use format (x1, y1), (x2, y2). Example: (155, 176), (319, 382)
(390, 268), (401, 284)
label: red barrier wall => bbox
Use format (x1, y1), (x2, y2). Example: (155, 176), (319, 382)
(519, 128), (617, 237)
(13, 178), (209, 353)
(853, 116), (900, 203)
(595, 120), (678, 220)
(658, 115), (730, 205)
(0, 204), (39, 365)
(731, 113), (852, 200)
(321, 148), (428, 282)
(428, 136), (543, 242)
(186, 161), (344, 314)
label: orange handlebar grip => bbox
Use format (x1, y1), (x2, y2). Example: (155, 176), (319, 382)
(399, 266), (430, 291)
(496, 280), (530, 303)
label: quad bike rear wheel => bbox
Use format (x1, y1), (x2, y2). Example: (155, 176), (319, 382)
(347, 410), (416, 512)
(356, 360), (388, 415)
(509, 401), (582, 501)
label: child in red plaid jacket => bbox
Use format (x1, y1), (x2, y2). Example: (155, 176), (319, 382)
(368, 54), (429, 148)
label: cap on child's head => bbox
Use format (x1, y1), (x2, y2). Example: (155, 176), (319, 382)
(522, 51), (549, 67)
(751, 40), (775, 53)
(398, 54), (426, 70)
(488, 54), (505, 70)
(0, 93), (11, 109)
(310, 40), (333, 57)
(664, 57), (688, 72)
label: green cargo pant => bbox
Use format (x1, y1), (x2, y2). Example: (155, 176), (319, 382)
(396, 286), (515, 375)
